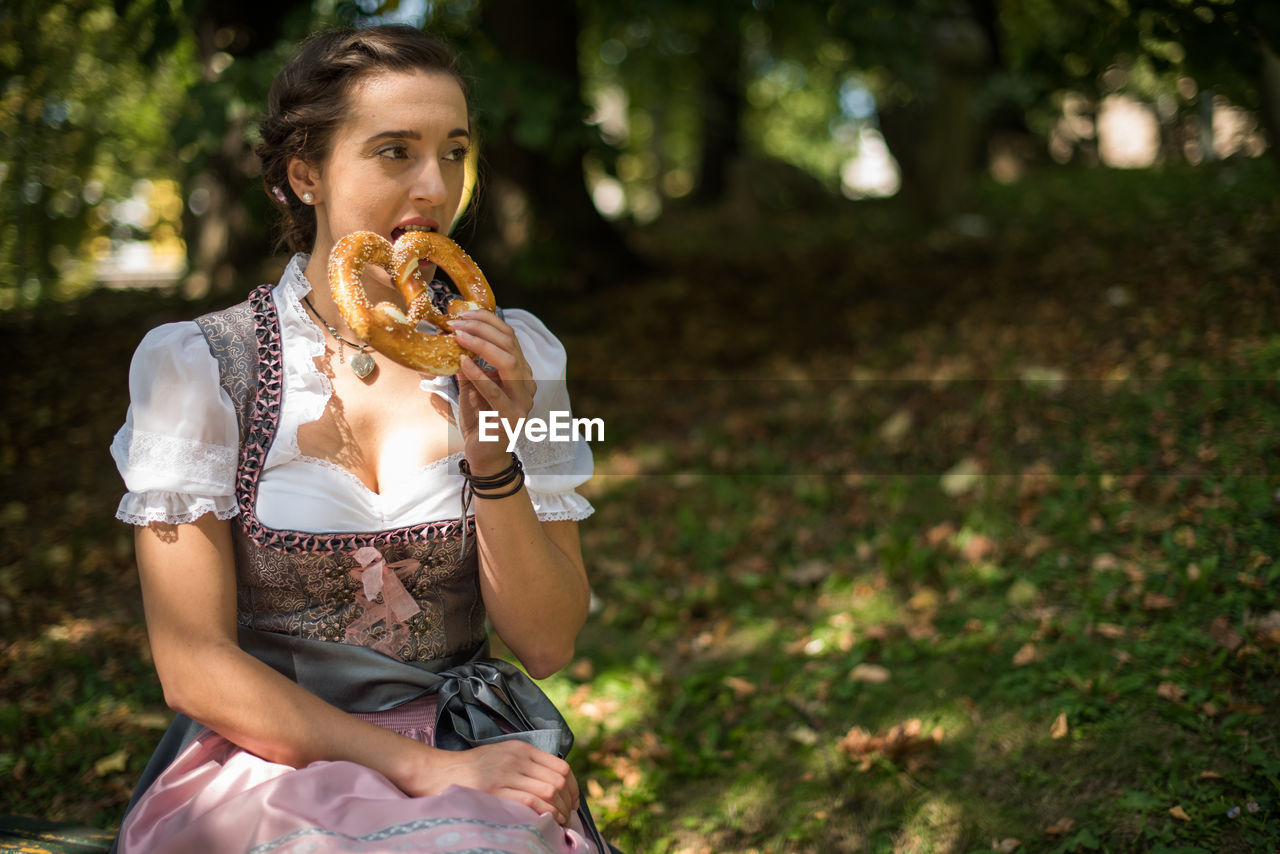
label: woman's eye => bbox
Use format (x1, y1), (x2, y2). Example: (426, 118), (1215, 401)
(444, 145), (470, 163)
(377, 145), (409, 160)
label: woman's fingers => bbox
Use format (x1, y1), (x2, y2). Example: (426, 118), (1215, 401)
(524, 748), (579, 810)
(444, 742), (579, 826)
(451, 315), (523, 374)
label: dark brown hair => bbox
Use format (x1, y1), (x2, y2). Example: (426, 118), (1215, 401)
(257, 25), (468, 254)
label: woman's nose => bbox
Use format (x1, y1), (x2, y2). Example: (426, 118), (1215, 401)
(412, 159), (448, 205)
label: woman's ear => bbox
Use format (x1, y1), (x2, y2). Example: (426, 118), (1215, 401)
(286, 158), (321, 204)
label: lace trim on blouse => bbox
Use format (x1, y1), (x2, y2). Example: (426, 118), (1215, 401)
(268, 254), (333, 471)
(117, 499), (239, 527)
(111, 427), (237, 489)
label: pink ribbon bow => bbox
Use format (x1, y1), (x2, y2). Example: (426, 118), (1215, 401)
(343, 546), (422, 659)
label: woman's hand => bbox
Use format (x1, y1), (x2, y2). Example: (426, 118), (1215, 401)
(450, 311), (537, 473)
(398, 741), (580, 827)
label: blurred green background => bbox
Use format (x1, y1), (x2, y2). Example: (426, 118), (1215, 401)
(4, 0), (1277, 303)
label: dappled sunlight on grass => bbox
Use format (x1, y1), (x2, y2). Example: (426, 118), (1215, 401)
(3, 161), (1279, 849)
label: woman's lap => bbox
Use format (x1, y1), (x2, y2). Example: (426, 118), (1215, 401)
(118, 696), (596, 853)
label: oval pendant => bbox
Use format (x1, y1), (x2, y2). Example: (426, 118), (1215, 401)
(351, 351), (376, 379)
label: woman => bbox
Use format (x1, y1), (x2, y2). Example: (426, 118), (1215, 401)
(110, 24), (606, 854)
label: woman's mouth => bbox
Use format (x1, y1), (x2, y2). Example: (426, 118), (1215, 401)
(391, 224), (437, 242)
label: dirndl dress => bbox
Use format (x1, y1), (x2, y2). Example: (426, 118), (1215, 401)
(109, 270), (608, 853)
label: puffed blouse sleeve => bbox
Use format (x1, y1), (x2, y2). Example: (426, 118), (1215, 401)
(423, 308), (595, 522)
(110, 321), (240, 526)
(507, 309), (595, 522)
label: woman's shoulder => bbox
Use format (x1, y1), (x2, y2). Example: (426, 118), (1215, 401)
(130, 318), (213, 366)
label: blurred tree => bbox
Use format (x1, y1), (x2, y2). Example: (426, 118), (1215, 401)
(453, 0), (645, 292)
(828, 0), (994, 217)
(1125, 0), (1280, 166)
(170, 0), (313, 296)
(6, 0), (1276, 307)
(0, 0), (195, 305)
(688, 6), (745, 204)
(998, 0), (1280, 167)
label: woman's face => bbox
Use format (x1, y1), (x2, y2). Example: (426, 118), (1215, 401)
(295, 69), (470, 287)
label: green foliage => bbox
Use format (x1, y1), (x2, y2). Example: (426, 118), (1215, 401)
(4, 0), (1277, 304)
(0, 0), (197, 305)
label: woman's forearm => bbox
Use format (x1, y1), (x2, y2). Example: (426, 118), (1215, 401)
(472, 491), (589, 678)
(160, 638), (435, 787)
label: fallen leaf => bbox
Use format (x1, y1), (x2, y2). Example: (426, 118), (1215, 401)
(722, 676), (757, 699)
(1012, 643), (1040, 667)
(1092, 553), (1120, 572)
(1201, 702), (1219, 717)
(1156, 682), (1186, 703)
(1254, 611), (1280, 647)
(1007, 579), (1039, 608)
(786, 559), (832, 586)
(863, 623), (893, 640)
(1094, 622), (1126, 639)
(961, 533), (997, 563)
(907, 588), (941, 612)
(1050, 712), (1069, 739)
(1208, 617), (1242, 651)
(878, 409), (914, 444)
(924, 521), (957, 546)
(992, 839), (1022, 853)
(93, 749), (128, 777)
(1044, 817), (1074, 835)
(905, 618), (938, 640)
(1237, 572), (1265, 590)
(569, 658), (595, 681)
(1225, 701), (1265, 715)
(849, 663), (892, 684)
(940, 457), (983, 496)
(132, 712), (171, 730)
(1169, 804), (1191, 822)
(838, 718), (943, 770)
(1199, 770), (1223, 780)
(1142, 592), (1177, 610)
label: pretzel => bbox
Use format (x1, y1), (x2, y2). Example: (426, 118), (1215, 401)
(327, 230), (496, 375)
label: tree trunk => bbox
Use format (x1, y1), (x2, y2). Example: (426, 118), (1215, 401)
(879, 9), (990, 220)
(471, 0), (647, 295)
(690, 9), (744, 205)
(1257, 37), (1280, 168)
(181, 8), (291, 298)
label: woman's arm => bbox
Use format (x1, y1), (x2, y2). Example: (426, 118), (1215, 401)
(451, 315), (591, 678)
(135, 513), (580, 824)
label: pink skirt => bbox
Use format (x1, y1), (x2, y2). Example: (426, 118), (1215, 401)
(117, 696), (599, 853)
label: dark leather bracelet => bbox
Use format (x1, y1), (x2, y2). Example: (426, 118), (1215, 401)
(459, 453), (523, 492)
(457, 453), (524, 559)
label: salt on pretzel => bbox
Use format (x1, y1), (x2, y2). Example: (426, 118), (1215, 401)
(327, 230), (496, 375)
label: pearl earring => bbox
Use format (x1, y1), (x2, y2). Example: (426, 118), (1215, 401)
(302, 192), (315, 204)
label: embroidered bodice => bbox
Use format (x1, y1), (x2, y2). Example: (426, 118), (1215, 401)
(111, 255), (594, 662)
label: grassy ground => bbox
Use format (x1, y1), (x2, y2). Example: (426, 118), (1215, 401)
(2, 158), (1279, 853)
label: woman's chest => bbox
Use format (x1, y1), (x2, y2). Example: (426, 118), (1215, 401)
(295, 362), (458, 495)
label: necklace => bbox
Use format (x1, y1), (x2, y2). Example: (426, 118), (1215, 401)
(302, 295), (376, 379)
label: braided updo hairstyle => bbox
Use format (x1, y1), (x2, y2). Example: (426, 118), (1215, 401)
(257, 25), (468, 254)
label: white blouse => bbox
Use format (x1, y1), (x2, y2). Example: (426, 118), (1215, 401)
(111, 254), (594, 532)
